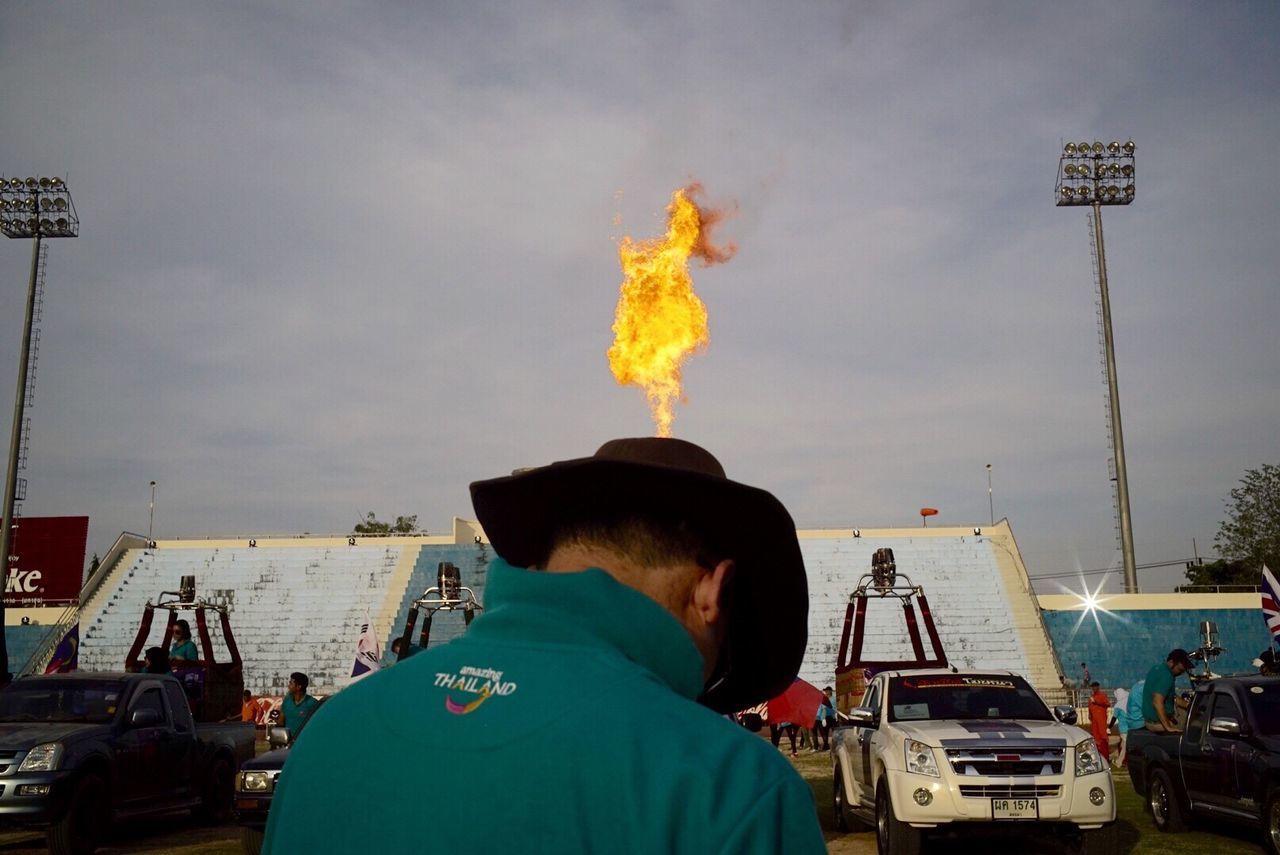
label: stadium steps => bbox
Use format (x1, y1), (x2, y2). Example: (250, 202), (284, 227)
(78, 540), (408, 695)
(799, 520), (1063, 698)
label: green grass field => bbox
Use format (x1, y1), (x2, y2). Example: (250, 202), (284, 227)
(787, 750), (1267, 854)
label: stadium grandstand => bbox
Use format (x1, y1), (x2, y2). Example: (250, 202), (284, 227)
(5, 518), (1271, 707)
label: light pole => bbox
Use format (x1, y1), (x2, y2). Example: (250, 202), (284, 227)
(0, 176), (79, 683)
(986, 464), (993, 526)
(1055, 140), (1138, 593)
(148, 480), (157, 546)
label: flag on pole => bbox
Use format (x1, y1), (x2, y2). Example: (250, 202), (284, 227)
(44, 624), (79, 673)
(1261, 565), (1280, 641)
(350, 612), (382, 683)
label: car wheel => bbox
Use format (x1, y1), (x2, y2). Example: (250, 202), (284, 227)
(1263, 787), (1280, 855)
(876, 781), (922, 855)
(1077, 822), (1118, 854)
(1148, 768), (1186, 833)
(196, 754), (235, 823)
(834, 765), (850, 832)
(47, 773), (109, 855)
(241, 826), (265, 855)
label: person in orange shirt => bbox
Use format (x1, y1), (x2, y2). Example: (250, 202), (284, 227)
(1088, 681), (1111, 762)
(241, 689), (259, 725)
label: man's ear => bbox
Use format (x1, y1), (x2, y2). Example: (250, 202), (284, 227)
(693, 559), (735, 627)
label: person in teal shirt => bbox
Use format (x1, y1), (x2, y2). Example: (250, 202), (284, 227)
(1141, 649), (1193, 732)
(168, 619), (199, 663)
(264, 437), (824, 854)
(280, 672), (320, 739)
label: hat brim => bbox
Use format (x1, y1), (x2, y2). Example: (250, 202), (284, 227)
(470, 456), (808, 713)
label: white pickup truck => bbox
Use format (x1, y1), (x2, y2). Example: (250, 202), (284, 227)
(831, 669), (1116, 854)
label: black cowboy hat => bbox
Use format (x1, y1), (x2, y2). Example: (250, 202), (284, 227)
(469, 437), (808, 714)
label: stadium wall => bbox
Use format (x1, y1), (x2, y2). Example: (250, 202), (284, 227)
(1037, 592), (1270, 692)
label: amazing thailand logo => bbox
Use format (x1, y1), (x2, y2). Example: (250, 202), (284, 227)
(435, 665), (518, 714)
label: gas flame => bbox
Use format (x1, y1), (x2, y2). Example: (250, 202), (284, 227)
(608, 184), (736, 436)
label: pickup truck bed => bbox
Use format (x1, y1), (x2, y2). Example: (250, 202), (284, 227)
(1128, 674), (1280, 854)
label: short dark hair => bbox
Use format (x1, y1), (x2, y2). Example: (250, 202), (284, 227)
(391, 637), (403, 651)
(290, 672), (309, 690)
(243, 689), (252, 699)
(1090, 681), (1100, 688)
(541, 512), (723, 571)
(174, 619), (191, 636)
(143, 646), (170, 674)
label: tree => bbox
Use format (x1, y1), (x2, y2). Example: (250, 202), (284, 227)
(353, 512), (419, 535)
(1215, 463), (1280, 572)
(87, 553), (100, 575)
(1182, 558), (1256, 589)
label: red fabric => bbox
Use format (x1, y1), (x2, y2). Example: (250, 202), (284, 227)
(1088, 689), (1111, 761)
(766, 679), (826, 727)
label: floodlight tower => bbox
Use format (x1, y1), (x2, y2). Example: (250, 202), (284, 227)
(0, 176), (79, 682)
(1055, 141), (1138, 593)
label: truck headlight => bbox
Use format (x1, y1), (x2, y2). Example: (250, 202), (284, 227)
(18, 743), (63, 772)
(237, 770), (275, 793)
(1074, 739), (1105, 777)
(905, 739), (940, 777)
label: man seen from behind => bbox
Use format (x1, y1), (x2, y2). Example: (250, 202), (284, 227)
(263, 437), (825, 853)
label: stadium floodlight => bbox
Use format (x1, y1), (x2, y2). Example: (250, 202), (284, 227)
(0, 178), (77, 238)
(0, 175), (78, 683)
(1055, 140), (1135, 208)
(1053, 142), (1139, 594)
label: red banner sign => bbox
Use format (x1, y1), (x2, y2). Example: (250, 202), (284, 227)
(5, 516), (88, 606)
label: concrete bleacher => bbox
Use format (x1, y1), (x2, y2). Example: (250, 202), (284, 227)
(77, 538), (424, 695)
(36, 516), (1061, 704)
(798, 521), (1065, 697)
(3, 624), (53, 674)
(379, 542), (492, 666)
(1038, 592), (1271, 691)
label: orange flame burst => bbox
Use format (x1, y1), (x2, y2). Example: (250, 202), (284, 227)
(608, 184), (736, 437)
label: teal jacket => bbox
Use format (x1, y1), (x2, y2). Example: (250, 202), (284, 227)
(264, 559), (824, 854)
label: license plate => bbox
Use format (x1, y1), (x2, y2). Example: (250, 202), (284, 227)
(991, 798), (1038, 819)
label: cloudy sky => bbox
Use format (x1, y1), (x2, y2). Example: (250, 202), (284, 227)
(1, 1), (1276, 594)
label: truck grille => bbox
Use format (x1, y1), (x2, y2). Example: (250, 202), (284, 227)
(945, 747), (1064, 777)
(959, 784), (1061, 799)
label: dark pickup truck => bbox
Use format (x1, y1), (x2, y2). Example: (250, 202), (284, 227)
(0, 672), (255, 855)
(1128, 674), (1280, 853)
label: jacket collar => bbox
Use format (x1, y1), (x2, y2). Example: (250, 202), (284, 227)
(470, 559), (705, 700)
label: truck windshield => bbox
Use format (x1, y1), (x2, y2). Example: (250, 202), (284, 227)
(1246, 683), (1280, 735)
(888, 674), (1052, 722)
(0, 680), (125, 724)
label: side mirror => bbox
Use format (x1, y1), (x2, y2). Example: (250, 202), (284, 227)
(130, 708), (162, 728)
(1208, 716), (1244, 737)
(848, 706), (878, 727)
(1053, 704), (1078, 726)
(268, 726), (292, 750)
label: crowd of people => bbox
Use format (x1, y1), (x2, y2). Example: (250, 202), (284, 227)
(766, 686), (837, 756)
